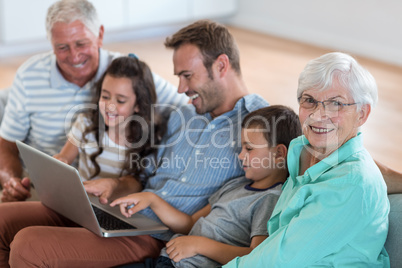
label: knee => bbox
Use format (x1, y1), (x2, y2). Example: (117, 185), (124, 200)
(0, 204), (22, 246)
(9, 227), (45, 267)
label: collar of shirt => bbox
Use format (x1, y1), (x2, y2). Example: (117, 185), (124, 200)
(288, 132), (365, 184)
(50, 48), (108, 90)
(210, 93), (268, 121)
(244, 93), (269, 113)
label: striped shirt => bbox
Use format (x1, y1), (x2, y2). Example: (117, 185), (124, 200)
(68, 113), (127, 181)
(139, 94), (269, 241)
(0, 49), (188, 156)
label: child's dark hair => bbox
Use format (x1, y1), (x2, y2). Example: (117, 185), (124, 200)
(241, 105), (302, 150)
(83, 56), (166, 179)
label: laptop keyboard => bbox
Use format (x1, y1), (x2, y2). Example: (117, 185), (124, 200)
(92, 206), (137, 230)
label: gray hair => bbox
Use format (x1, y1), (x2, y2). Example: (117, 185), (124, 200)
(46, 0), (100, 40)
(297, 52), (378, 108)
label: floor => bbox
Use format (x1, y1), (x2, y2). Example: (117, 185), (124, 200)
(0, 26), (401, 172)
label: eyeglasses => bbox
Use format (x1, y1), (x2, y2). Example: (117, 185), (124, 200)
(298, 96), (358, 112)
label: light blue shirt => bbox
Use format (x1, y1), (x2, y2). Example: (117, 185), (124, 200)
(140, 94), (269, 241)
(225, 133), (390, 267)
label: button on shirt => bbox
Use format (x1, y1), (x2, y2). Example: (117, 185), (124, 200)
(225, 133), (390, 267)
(140, 94), (269, 241)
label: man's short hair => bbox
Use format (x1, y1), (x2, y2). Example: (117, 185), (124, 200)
(165, 20), (241, 78)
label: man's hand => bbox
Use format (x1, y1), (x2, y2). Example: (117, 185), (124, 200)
(83, 178), (119, 204)
(0, 138), (26, 202)
(1, 177), (31, 202)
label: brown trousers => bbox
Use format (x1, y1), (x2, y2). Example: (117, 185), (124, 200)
(0, 201), (165, 268)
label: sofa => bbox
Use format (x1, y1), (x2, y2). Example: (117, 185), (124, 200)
(385, 193), (402, 267)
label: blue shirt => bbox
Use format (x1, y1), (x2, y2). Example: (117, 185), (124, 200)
(140, 94), (269, 241)
(225, 133), (390, 267)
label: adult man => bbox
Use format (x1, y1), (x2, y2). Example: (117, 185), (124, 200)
(0, 20), (268, 267)
(0, 0), (188, 202)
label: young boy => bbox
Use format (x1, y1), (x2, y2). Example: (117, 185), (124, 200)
(111, 105), (302, 267)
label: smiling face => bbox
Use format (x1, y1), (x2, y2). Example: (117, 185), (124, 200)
(51, 20), (103, 87)
(298, 84), (369, 157)
(98, 75), (139, 131)
(173, 43), (225, 116)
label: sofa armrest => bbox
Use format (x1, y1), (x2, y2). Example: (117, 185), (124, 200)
(385, 194), (402, 268)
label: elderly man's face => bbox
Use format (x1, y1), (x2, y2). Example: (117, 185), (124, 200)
(51, 20), (103, 87)
(298, 84), (368, 157)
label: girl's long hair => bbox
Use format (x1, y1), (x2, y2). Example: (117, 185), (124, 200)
(83, 56), (166, 179)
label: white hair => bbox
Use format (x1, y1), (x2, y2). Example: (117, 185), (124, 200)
(297, 52), (378, 108)
(46, 0), (100, 40)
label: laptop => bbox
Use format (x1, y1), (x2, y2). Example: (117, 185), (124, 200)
(16, 140), (168, 238)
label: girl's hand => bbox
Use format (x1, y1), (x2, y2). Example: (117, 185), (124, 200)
(110, 192), (156, 217)
(53, 154), (68, 164)
(166, 236), (200, 263)
(83, 178), (119, 204)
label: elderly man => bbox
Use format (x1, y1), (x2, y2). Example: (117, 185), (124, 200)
(0, 0), (188, 202)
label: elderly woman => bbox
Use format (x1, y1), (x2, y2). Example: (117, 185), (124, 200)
(224, 52), (390, 267)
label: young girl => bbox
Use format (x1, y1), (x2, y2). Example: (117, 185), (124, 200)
(54, 56), (165, 184)
(111, 105), (302, 267)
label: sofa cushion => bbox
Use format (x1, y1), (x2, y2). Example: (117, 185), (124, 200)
(385, 194), (402, 268)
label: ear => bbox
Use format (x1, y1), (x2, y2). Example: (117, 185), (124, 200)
(98, 25), (105, 47)
(274, 144), (288, 164)
(356, 104), (371, 127)
(134, 104), (140, 114)
(213, 54), (229, 78)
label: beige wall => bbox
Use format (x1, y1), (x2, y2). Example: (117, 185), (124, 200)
(228, 0), (402, 67)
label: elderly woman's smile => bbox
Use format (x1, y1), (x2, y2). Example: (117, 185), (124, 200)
(310, 126), (334, 133)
